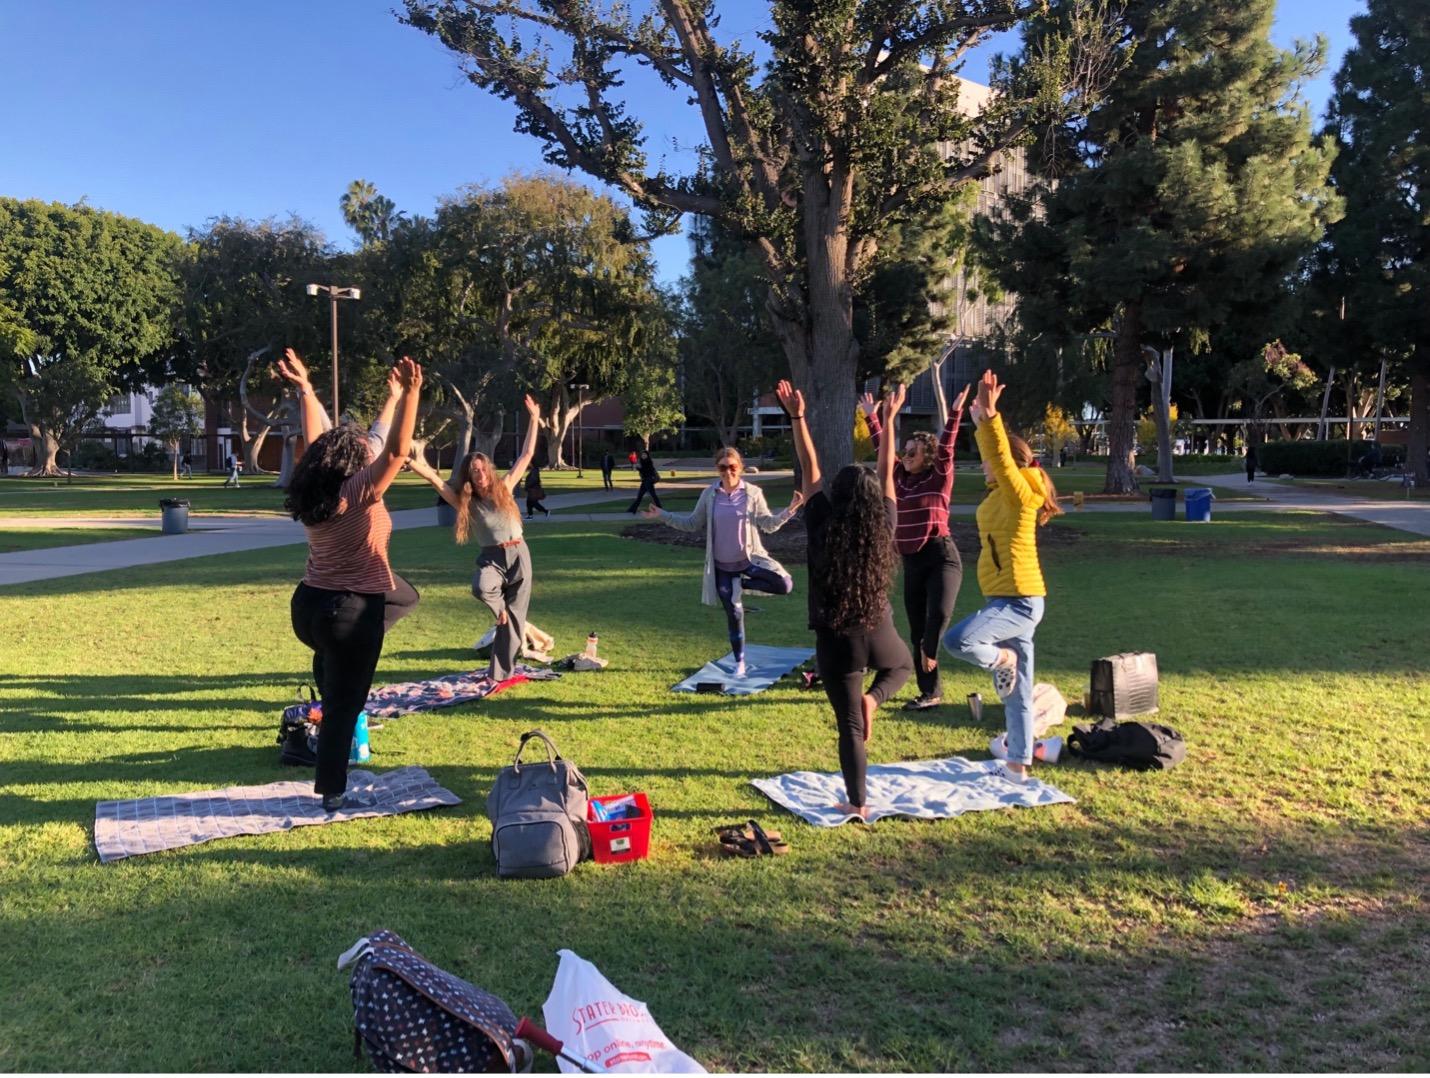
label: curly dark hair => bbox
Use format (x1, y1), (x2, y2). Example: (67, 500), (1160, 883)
(817, 464), (897, 632)
(284, 425), (371, 526)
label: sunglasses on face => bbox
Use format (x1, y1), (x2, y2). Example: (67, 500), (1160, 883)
(717, 463), (739, 472)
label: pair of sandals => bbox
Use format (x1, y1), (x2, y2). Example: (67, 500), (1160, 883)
(715, 820), (790, 857)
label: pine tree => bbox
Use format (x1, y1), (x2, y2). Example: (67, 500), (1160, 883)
(979, 0), (1339, 492)
(1323, 1), (1429, 482)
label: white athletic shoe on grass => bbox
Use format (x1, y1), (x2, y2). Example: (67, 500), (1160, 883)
(991, 762), (1030, 784)
(990, 733), (1062, 764)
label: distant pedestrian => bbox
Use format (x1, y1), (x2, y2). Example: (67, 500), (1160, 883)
(601, 451), (615, 491)
(524, 462), (550, 519)
(223, 453), (242, 488)
(628, 450), (638, 470)
(626, 450), (664, 513)
(0, 441), (9, 475)
(180, 452), (193, 479)
(1245, 444), (1257, 484)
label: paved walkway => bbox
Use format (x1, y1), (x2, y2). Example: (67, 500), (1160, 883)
(3, 468), (1427, 588)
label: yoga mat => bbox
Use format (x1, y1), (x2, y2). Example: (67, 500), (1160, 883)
(365, 664), (558, 718)
(94, 766), (460, 863)
(752, 756), (1075, 827)
(671, 644), (815, 696)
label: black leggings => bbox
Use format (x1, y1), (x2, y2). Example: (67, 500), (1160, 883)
(714, 563), (793, 662)
(815, 616), (913, 807)
(291, 583), (386, 797)
(627, 478), (663, 512)
(384, 573), (420, 633)
(902, 536), (963, 698)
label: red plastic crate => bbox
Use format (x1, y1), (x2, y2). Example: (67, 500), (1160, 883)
(587, 792), (652, 864)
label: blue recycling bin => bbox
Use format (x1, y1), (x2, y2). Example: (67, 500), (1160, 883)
(1184, 487), (1214, 522)
(1148, 488), (1177, 521)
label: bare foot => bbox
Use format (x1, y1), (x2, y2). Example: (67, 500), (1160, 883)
(861, 693), (877, 742)
(833, 801), (869, 820)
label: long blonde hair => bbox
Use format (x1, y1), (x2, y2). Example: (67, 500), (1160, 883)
(1007, 433), (1064, 526)
(453, 451), (521, 544)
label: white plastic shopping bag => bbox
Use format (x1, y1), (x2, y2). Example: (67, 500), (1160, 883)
(542, 949), (706, 1073)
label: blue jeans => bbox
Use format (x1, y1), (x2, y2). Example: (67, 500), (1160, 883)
(943, 596), (1045, 764)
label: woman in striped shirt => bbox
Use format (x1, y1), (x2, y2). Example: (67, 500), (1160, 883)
(277, 350), (423, 812)
(408, 394), (543, 684)
(860, 383), (971, 710)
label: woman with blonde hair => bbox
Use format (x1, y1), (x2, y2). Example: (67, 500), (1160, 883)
(943, 370), (1063, 782)
(643, 445), (802, 679)
(409, 394), (543, 683)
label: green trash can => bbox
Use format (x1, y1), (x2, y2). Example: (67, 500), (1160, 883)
(159, 497), (190, 535)
(1148, 488), (1177, 521)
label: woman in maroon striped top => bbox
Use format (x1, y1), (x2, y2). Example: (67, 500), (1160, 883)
(860, 383), (971, 710)
(277, 350), (423, 811)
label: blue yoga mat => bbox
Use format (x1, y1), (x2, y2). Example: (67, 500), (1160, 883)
(671, 643), (815, 696)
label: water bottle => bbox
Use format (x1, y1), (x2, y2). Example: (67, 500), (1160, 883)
(584, 632), (599, 660)
(349, 711), (371, 764)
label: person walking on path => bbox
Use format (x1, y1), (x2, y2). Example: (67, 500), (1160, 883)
(179, 452), (193, 480)
(626, 449), (664, 513)
(601, 451), (615, 491)
(409, 394), (544, 684)
(860, 382), (971, 711)
(943, 370), (1062, 784)
(777, 378), (912, 819)
(1245, 442), (1257, 484)
(524, 461), (550, 519)
(277, 351), (423, 812)
(223, 453), (242, 488)
(642, 446), (802, 679)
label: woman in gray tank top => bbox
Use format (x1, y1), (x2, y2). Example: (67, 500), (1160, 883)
(410, 394), (543, 682)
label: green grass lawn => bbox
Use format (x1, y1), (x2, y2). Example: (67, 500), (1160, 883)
(0, 511), (1425, 1070)
(0, 527), (159, 553)
(1262, 475), (1429, 501)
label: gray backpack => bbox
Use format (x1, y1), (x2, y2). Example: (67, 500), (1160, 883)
(486, 729), (591, 879)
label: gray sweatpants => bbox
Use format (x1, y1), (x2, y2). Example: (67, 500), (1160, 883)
(473, 540), (532, 682)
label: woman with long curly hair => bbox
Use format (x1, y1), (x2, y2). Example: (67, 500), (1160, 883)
(776, 379), (913, 819)
(641, 445), (802, 679)
(277, 350), (423, 812)
(859, 381), (971, 711)
(408, 394), (543, 683)
(943, 370), (1063, 783)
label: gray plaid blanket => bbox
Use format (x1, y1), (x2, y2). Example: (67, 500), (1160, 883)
(94, 766), (461, 863)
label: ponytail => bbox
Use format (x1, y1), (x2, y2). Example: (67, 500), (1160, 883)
(1007, 434), (1064, 527)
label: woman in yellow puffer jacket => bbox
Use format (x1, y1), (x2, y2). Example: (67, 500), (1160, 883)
(943, 370), (1063, 782)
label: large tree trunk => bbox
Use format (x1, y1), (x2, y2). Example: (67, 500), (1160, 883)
(276, 432), (298, 488)
(31, 424), (61, 477)
(1409, 359), (1428, 485)
(539, 384), (582, 469)
(1105, 304), (1142, 493)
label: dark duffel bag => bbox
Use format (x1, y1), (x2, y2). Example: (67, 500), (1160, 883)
(1088, 652), (1159, 718)
(1068, 716), (1187, 771)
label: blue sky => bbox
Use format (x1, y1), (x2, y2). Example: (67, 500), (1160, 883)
(1, 1), (1361, 285)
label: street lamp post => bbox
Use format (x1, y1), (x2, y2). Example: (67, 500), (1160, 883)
(305, 284), (362, 420)
(572, 384), (590, 478)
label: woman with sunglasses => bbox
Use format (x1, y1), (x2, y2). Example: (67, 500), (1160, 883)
(777, 379), (912, 819)
(643, 446), (802, 679)
(858, 383), (970, 711)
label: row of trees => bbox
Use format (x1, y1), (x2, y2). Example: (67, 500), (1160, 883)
(401, 0), (1428, 489)
(0, 174), (686, 478)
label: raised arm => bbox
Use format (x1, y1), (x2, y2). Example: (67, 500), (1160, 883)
(775, 380), (821, 498)
(408, 451), (461, 509)
(878, 384), (907, 503)
(934, 384), (971, 477)
(503, 394), (541, 491)
(363, 365), (403, 458)
(971, 370), (1041, 509)
(859, 391), (883, 451)
(275, 349), (328, 447)
(369, 358), (423, 497)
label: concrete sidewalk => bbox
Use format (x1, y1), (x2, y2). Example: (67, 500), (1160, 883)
(1176, 472), (1430, 537)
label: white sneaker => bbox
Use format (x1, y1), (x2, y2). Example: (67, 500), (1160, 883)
(733, 660), (747, 680)
(991, 762), (1030, 784)
(1034, 736), (1063, 764)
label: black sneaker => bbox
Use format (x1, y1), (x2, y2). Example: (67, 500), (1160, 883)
(903, 694), (942, 711)
(322, 793), (347, 812)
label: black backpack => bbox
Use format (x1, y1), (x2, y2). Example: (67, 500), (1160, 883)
(277, 686), (320, 767)
(339, 929), (528, 1072)
(1067, 716), (1186, 771)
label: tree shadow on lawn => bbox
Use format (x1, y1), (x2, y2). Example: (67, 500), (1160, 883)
(1, 810), (1423, 1071)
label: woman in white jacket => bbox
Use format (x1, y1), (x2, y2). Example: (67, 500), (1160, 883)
(644, 446), (803, 679)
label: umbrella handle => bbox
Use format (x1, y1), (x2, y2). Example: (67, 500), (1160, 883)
(515, 1016), (598, 1074)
